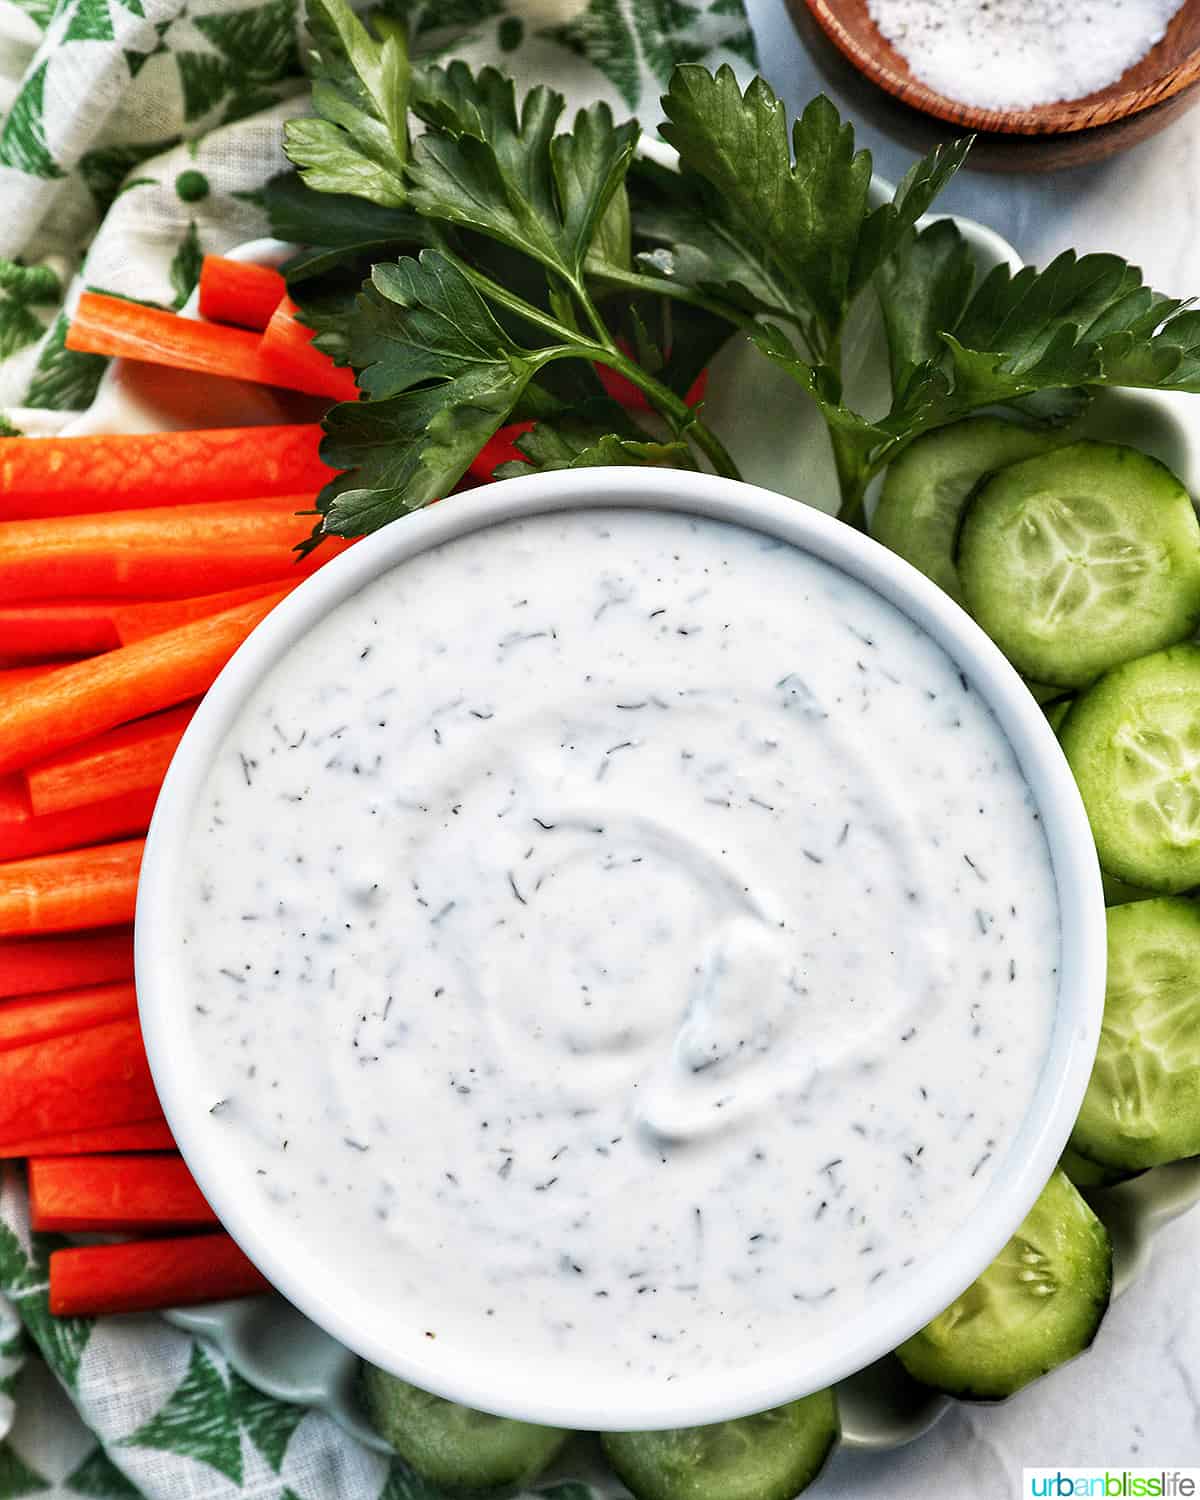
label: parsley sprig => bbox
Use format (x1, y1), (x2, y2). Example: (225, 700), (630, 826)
(281, 2), (744, 546)
(285, 0), (411, 206)
(793, 225), (1200, 522)
(277, 0), (1200, 546)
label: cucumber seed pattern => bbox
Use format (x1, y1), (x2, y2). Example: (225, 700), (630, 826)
(1074, 899), (1200, 1170)
(1016, 494), (1164, 634)
(895, 1171), (1112, 1400)
(961, 444), (1200, 687)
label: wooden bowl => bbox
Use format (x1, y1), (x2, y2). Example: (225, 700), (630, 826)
(794, 0), (1200, 170)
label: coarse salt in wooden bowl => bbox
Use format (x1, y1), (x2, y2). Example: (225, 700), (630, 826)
(793, 0), (1200, 169)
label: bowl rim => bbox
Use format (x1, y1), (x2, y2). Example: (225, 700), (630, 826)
(801, 0), (1200, 136)
(136, 467), (1106, 1431)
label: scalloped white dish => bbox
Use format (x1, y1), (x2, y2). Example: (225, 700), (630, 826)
(61, 201), (1200, 1470)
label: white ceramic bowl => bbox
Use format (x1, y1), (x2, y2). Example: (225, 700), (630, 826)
(136, 467), (1106, 1432)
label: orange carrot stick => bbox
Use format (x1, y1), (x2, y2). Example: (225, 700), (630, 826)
(0, 497), (326, 603)
(0, 1118), (172, 1158)
(111, 584), (291, 645)
(0, 927), (133, 998)
(50, 1233), (269, 1316)
(0, 839), (144, 935)
(259, 295), (359, 402)
(198, 257), (287, 331)
(0, 980), (136, 1051)
(67, 292), (359, 402)
(0, 778), (155, 862)
(0, 585), (296, 666)
(0, 602), (120, 660)
(0, 592), (280, 661)
(0, 592), (286, 774)
(0, 663), (85, 688)
(0, 425), (336, 520)
(30, 1153), (217, 1233)
(0, 1015), (158, 1144)
(26, 702), (197, 817)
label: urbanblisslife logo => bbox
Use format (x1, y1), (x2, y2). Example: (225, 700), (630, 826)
(1024, 1472), (1200, 1497)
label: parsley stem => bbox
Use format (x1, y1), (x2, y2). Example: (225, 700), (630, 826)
(593, 346), (741, 479)
(591, 265), (794, 331)
(687, 419), (742, 481)
(829, 425), (870, 531)
(446, 254), (588, 347)
(571, 277), (618, 352)
(565, 276), (741, 479)
(445, 251), (741, 480)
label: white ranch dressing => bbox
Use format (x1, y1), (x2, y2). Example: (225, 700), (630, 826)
(178, 507), (1059, 1392)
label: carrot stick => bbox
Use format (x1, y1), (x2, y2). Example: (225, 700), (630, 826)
(0, 602), (120, 661)
(259, 295), (359, 403)
(0, 497), (328, 603)
(0, 1015), (157, 1143)
(66, 292), (290, 385)
(111, 584), (291, 646)
(26, 703), (197, 817)
(0, 927), (133, 998)
(0, 591), (270, 662)
(198, 257), (287, 331)
(0, 663), (85, 688)
(30, 1153), (217, 1233)
(67, 292), (359, 403)
(50, 1232), (269, 1316)
(0, 839), (144, 935)
(0, 779), (155, 862)
(0, 980), (136, 1051)
(0, 425), (336, 520)
(0, 592), (286, 774)
(0, 1118), (172, 1158)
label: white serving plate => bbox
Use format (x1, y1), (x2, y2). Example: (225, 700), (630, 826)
(62, 201), (1200, 1471)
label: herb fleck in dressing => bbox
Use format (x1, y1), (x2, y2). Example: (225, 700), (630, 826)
(179, 508), (1058, 1390)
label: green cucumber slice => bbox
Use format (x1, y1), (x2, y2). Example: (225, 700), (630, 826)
(1027, 680), (1072, 706)
(1060, 644), (1200, 892)
(871, 417), (1063, 607)
(1058, 1144), (1142, 1189)
(1070, 897), (1200, 1171)
(602, 1392), (838, 1500)
(1101, 870), (1156, 907)
(895, 1170), (1111, 1400)
(958, 442), (1200, 687)
(1043, 696), (1074, 735)
(360, 1367), (568, 1493)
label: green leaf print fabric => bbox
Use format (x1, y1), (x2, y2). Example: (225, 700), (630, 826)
(0, 2), (756, 1493)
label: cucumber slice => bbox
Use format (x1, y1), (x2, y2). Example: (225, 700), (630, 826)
(602, 1392), (838, 1500)
(1060, 644), (1200, 892)
(1101, 870), (1156, 907)
(360, 1367), (568, 1493)
(1027, 679), (1070, 706)
(959, 442), (1200, 687)
(895, 1170), (1111, 1400)
(1043, 696), (1074, 735)
(1070, 897), (1200, 1171)
(872, 417), (1063, 607)
(1058, 1144), (1142, 1189)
